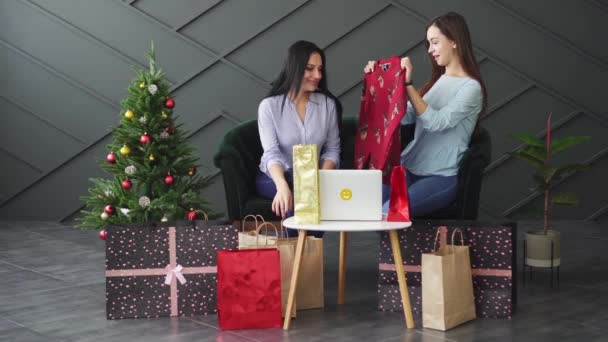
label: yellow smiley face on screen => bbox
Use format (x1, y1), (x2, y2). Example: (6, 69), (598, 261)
(340, 188), (353, 201)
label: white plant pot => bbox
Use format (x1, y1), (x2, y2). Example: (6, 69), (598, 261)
(525, 230), (561, 267)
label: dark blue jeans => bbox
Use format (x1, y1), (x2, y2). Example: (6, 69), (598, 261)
(382, 169), (458, 217)
(255, 171), (324, 238)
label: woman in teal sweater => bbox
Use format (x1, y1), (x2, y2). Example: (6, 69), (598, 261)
(364, 12), (488, 216)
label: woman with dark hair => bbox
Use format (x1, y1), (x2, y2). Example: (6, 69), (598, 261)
(364, 12), (488, 217)
(257, 40), (342, 236)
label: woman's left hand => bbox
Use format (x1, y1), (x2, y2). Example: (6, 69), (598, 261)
(400, 57), (413, 83)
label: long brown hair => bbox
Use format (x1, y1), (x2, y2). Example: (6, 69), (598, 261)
(419, 12), (488, 116)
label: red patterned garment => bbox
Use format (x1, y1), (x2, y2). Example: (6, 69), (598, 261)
(354, 56), (407, 182)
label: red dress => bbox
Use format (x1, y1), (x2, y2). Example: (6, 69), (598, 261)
(354, 56), (407, 182)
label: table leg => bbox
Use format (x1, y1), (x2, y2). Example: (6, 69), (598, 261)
(283, 229), (307, 330)
(338, 231), (347, 304)
(388, 230), (415, 329)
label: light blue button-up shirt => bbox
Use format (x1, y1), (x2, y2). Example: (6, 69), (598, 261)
(258, 93), (340, 174)
(401, 75), (482, 176)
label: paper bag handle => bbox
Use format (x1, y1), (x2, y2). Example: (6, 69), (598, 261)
(255, 221), (279, 246)
(241, 214), (265, 232)
(432, 228), (442, 252)
(450, 228), (465, 246)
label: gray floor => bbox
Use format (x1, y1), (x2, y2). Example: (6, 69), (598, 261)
(0, 220), (606, 342)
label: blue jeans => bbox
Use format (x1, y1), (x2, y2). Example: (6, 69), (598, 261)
(382, 170), (457, 217)
(255, 171), (324, 238)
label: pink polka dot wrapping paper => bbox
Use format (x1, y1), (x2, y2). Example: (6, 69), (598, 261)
(104, 221), (238, 319)
(377, 221), (517, 319)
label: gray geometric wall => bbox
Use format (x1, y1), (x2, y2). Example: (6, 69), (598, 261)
(1, 0), (607, 224)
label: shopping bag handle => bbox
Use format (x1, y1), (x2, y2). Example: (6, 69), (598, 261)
(241, 214), (265, 232)
(451, 228), (465, 246)
(432, 228), (442, 252)
(255, 221), (279, 246)
(190, 210), (209, 230)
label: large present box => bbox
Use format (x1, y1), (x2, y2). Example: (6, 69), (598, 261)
(105, 220), (238, 319)
(378, 221), (517, 320)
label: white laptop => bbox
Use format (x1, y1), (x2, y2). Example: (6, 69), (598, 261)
(319, 169), (383, 221)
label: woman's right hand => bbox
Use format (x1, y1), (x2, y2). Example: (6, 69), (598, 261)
(272, 184), (292, 218)
(363, 60), (376, 73)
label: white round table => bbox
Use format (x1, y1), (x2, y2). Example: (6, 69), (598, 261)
(281, 216), (415, 330)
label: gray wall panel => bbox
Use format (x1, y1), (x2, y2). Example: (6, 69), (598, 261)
(0, 152), (41, 205)
(28, 0), (216, 84)
(495, 0), (608, 64)
(173, 62), (268, 125)
(182, 0), (307, 54)
(134, 0), (221, 30)
(479, 60), (529, 111)
(0, 44), (115, 143)
(1, 1), (605, 221)
(0, 97), (84, 171)
(481, 87), (576, 163)
(0, 136), (111, 220)
(227, 0), (386, 82)
(1, 0), (135, 102)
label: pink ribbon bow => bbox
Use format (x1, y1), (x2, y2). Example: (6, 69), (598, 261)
(165, 264), (187, 285)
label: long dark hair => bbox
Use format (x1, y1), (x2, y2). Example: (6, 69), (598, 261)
(419, 12), (488, 116)
(266, 40), (343, 130)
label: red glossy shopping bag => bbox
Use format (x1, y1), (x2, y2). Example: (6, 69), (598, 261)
(217, 249), (282, 330)
(387, 165), (411, 222)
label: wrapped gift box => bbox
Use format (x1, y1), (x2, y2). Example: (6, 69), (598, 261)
(105, 221), (238, 319)
(377, 221), (517, 319)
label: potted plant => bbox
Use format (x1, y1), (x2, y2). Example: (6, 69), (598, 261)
(510, 113), (590, 268)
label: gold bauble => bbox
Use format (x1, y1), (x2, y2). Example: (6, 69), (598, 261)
(120, 145), (131, 156)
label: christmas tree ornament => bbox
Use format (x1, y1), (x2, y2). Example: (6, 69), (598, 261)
(148, 84), (158, 95)
(161, 112), (169, 119)
(186, 209), (198, 221)
(125, 110), (135, 120)
(167, 126), (176, 134)
(125, 165), (136, 175)
(139, 82), (145, 89)
(139, 116), (147, 124)
(140, 133), (151, 145)
(120, 145), (131, 156)
(188, 166), (197, 176)
(121, 179), (132, 190)
(99, 229), (107, 240)
(104, 205), (115, 215)
(106, 151), (116, 164)
(120, 208), (130, 216)
(149, 154), (155, 161)
(104, 190), (113, 197)
(161, 214), (169, 222)
(164, 174), (174, 185)
(160, 131), (170, 140)
(139, 196), (151, 208)
(100, 212), (109, 220)
(164, 98), (175, 109)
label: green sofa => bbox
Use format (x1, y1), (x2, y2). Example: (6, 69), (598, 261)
(213, 116), (491, 221)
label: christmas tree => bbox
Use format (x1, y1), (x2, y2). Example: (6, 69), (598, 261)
(79, 43), (214, 231)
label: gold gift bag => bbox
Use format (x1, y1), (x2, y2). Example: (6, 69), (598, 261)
(293, 144), (320, 225)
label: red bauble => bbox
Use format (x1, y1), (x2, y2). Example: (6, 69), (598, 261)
(106, 152), (116, 164)
(186, 209), (197, 221)
(104, 205), (115, 215)
(164, 98), (175, 109)
(140, 133), (151, 144)
(122, 179), (132, 190)
(99, 229), (107, 240)
(164, 174), (174, 185)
